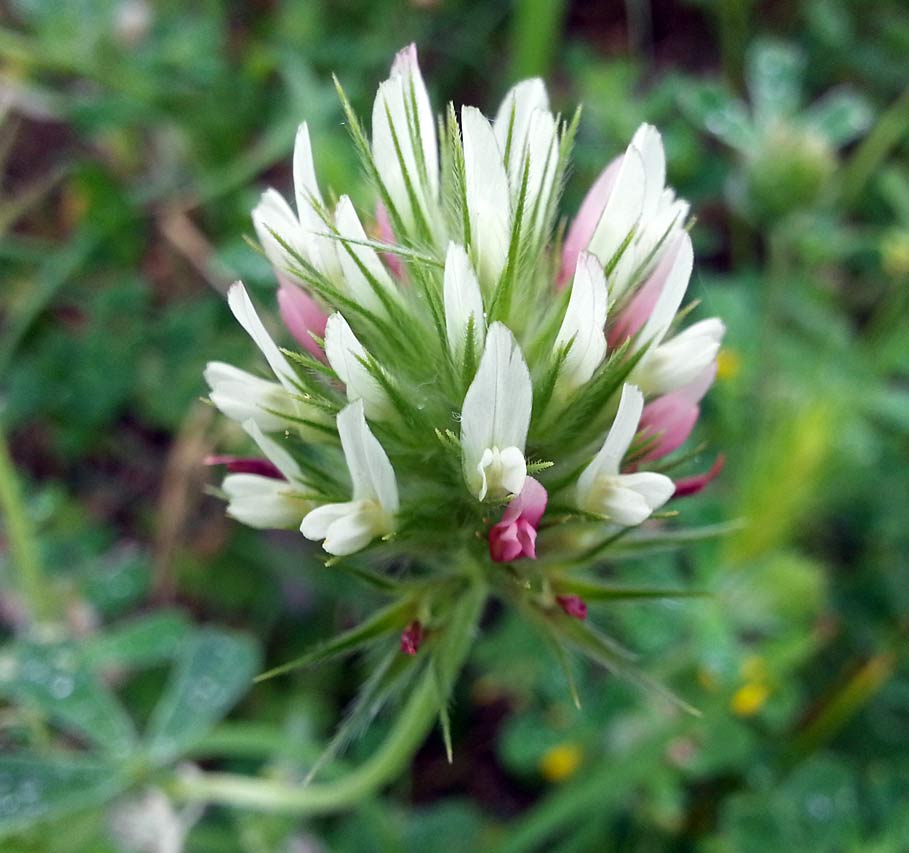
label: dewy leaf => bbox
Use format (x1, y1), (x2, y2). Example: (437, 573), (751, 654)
(144, 628), (260, 765)
(805, 90), (873, 147)
(0, 754), (128, 839)
(0, 640), (137, 757)
(82, 609), (192, 671)
(745, 39), (805, 121)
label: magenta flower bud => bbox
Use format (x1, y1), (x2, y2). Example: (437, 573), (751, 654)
(400, 620), (424, 655)
(637, 363), (716, 461)
(556, 594), (588, 620)
(204, 455), (284, 479)
(673, 454), (725, 497)
(489, 477), (548, 562)
(277, 279), (328, 361)
(375, 202), (405, 279)
(558, 157), (622, 288)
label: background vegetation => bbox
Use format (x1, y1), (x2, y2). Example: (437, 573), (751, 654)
(1, 0), (907, 849)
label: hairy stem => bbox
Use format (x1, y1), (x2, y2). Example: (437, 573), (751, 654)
(170, 580), (486, 815)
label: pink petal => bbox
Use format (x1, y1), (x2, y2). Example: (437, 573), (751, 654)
(639, 395), (700, 461)
(489, 523), (522, 562)
(400, 620), (424, 655)
(375, 202), (404, 279)
(489, 478), (548, 562)
(608, 233), (685, 347)
(558, 156), (622, 288)
(204, 455), (284, 479)
(277, 279), (328, 361)
(673, 454), (726, 497)
(637, 364), (717, 461)
(391, 43), (418, 75)
(515, 519), (538, 559)
(556, 594), (588, 620)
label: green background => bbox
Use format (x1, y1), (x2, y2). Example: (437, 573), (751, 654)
(1, 0), (908, 849)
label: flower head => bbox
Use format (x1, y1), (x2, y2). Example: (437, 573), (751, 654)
(206, 46), (726, 716)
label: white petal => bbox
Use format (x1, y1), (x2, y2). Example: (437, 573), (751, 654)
(493, 77), (550, 187)
(462, 106), (511, 287)
(324, 313), (391, 420)
(334, 195), (397, 316)
(460, 323), (532, 498)
(371, 45), (438, 234)
(252, 189), (309, 273)
(635, 232), (694, 351)
(596, 483), (654, 526)
(443, 242), (486, 360)
(300, 500), (361, 540)
(322, 508), (382, 556)
(618, 471), (675, 510)
(293, 122), (339, 279)
(204, 361), (293, 432)
(636, 317), (725, 396)
(555, 252), (608, 390)
(242, 419), (303, 483)
(226, 282), (297, 392)
(587, 145), (646, 288)
(630, 123), (666, 221)
(522, 109), (559, 239)
(336, 400), (399, 514)
(576, 383), (644, 507)
(223, 474), (310, 529)
(390, 45), (438, 197)
(498, 445), (528, 496)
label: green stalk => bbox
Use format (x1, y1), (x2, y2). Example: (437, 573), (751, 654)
(839, 84), (909, 210)
(509, 0), (567, 81)
(0, 428), (53, 624)
(170, 581), (486, 815)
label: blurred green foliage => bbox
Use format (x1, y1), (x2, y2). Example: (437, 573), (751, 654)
(1, 0), (908, 850)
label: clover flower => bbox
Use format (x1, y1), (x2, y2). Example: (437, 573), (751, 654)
(205, 45), (725, 726)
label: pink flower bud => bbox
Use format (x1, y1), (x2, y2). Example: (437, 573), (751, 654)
(489, 477), (548, 563)
(673, 454), (725, 497)
(400, 620), (424, 655)
(277, 279), (328, 361)
(637, 363), (716, 461)
(558, 157), (622, 288)
(204, 455), (284, 479)
(556, 594), (588, 620)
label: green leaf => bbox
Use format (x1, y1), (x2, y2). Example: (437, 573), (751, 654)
(678, 83), (755, 153)
(551, 577), (709, 601)
(0, 755), (128, 839)
(745, 39), (804, 121)
(0, 641), (136, 757)
(144, 628), (259, 765)
(254, 595), (416, 683)
(82, 610), (192, 670)
(805, 90), (873, 147)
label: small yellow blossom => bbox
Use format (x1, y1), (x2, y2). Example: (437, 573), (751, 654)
(731, 682), (770, 717)
(716, 347), (741, 381)
(539, 742), (583, 782)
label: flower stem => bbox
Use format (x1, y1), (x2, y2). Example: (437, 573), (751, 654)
(0, 428), (54, 625)
(170, 580), (487, 815)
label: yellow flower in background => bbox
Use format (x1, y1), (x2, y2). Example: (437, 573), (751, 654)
(539, 742), (583, 782)
(716, 347), (741, 381)
(731, 681), (770, 717)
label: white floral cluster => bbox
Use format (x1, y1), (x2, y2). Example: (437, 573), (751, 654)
(205, 45), (725, 561)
